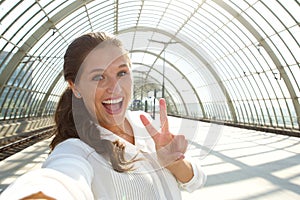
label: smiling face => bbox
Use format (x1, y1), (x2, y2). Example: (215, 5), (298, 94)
(75, 44), (132, 128)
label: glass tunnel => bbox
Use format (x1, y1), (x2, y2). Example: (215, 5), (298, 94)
(0, 0), (299, 136)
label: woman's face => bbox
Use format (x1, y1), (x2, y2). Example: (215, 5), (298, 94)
(76, 45), (132, 127)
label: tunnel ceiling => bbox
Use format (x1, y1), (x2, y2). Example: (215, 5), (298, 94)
(0, 0), (299, 131)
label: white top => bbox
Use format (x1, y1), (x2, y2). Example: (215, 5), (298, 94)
(0, 111), (206, 200)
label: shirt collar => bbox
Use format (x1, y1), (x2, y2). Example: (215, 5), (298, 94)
(94, 111), (155, 153)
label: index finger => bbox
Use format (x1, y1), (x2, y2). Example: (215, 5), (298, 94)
(159, 98), (169, 133)
(140, 114), (159, 140)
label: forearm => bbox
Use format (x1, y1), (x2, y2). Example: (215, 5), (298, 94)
(166, 159), (194, 183)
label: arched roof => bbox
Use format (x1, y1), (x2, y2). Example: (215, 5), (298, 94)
(0, 0), (299, 132)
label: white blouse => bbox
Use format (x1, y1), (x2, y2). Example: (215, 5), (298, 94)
(0, 111), (206, 200)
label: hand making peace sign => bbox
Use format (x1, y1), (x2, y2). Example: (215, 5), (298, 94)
(140, 98), (188, 167)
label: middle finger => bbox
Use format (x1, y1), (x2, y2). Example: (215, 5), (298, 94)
(159, 98), (169, 133)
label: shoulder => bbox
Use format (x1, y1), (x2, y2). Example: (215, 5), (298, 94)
(51, 138), (95, 157)
(44, 138), (95, 167)
(42, 138), (94, 185)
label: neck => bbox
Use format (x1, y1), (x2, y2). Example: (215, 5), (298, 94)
(102, 119), (134, 144)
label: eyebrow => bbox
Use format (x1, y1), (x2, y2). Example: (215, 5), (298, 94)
(89, 68), (104, 74)
(88, 63), (129, 74)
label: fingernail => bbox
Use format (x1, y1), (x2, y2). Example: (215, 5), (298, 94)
(177, 154), (185, 160)
(140, 115), (149, 126)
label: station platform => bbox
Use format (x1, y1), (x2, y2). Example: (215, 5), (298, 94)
(1, 116), (300, 199)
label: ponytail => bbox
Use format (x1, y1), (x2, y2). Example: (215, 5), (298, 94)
(50, 88), (79, 150)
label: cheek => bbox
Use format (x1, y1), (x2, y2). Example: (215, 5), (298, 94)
(94, 89), (105, 101)
(78, 83), (98, 104)
(122, 79), (132, 94)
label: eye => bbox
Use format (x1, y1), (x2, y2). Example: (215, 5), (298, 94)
(92, 74), (104, 81)
(117, 70), (128, 77)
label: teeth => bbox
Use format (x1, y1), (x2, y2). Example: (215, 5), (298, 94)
(102, 97), (123, 104)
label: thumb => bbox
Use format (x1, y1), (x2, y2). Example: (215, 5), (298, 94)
(158, 151), (185, 167)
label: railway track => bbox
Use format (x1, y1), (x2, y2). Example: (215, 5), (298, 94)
(0, 127), (55, 161)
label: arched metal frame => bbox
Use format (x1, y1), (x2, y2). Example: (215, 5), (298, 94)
(0, 0), (299, 134)
(131, 49), (205, 117)
(131, 66), (180, 115)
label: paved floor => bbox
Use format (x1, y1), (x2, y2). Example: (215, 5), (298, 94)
(181, 118), (300, 200)
(1, 116), (300, 199)
(0, 137), (51, 193)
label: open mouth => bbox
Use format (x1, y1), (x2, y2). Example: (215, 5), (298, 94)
(102, 97), (123, 115)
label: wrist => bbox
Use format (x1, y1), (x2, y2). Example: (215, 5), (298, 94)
(166, 158), (184, 170)
(165, 159), (194, 183)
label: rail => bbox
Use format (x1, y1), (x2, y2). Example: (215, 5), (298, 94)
(0, 126), (54, 161)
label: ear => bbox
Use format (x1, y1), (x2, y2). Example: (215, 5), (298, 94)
(67, 80), (82, 99)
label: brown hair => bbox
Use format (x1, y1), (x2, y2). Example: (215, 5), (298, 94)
(50, 32), (136, 172)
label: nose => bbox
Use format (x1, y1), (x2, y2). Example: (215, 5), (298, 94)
(105, 78), (122, 94)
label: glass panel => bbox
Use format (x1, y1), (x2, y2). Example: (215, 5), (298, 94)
(0, 0), (19, 20)
(245, 77), (258, 100)
(0, 87), (9, 114)
(52, 77), (66, 95)
(119, 1), (141, 7)
(278, 0), (300, 22)
(214, 60), (229, 80)
(242, 7), (273, 36)
(186, 18), (209, 40)
(235, 101), (245, 122)
(201, 5), (221, 29)
(210, 1), (233, 20)
(277, 99), (290, 127)
(278, 30), (298, 65)
(287, 98), (299, 128)
(3, 88), (16, 119)
(236, 50), (256, 74)
(239, 78), (252, 100)
(254, 1), (285, 32)
(158, 20), (181, 33)
(287, 65), (300, 98)
(9, 4), (41, 43)
(0, 0), (33, 35)
(172, 0), (198, 14)
(269, 34), (296, 65)
(213, 33), (230, 55)
(253, 100), (263, 125)
(259, 99), (270, 125)
(244, 100), (254, 123)
(261, 0), (296, 28)
(18, 65), (32, 88)
(168, 6), (189, 21)
(269, 99), (279, 126)
(56, 7), (85, 29)
(289, 26), (300, 56)
(0, 49), (14, 74)
(143, 0), (169, 7)
(247, 74), (261, 99)
(248, 100), (258, 124)
(45, 0), (74, 18)
(18, 16), (47, 48)
(223, 81), (237, 101)
(32, 34), (56, 56)
(0, 1), (27, 34)
(263, 70), (279, 99)
(224, 0), (250, 11)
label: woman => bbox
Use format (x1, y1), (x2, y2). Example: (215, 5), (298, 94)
(0, 32), (206, 200)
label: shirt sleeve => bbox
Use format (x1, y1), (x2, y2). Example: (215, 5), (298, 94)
(178, 158), (207, 193)
(0, 139), (95, 200)
(0, 168), (94, 200)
